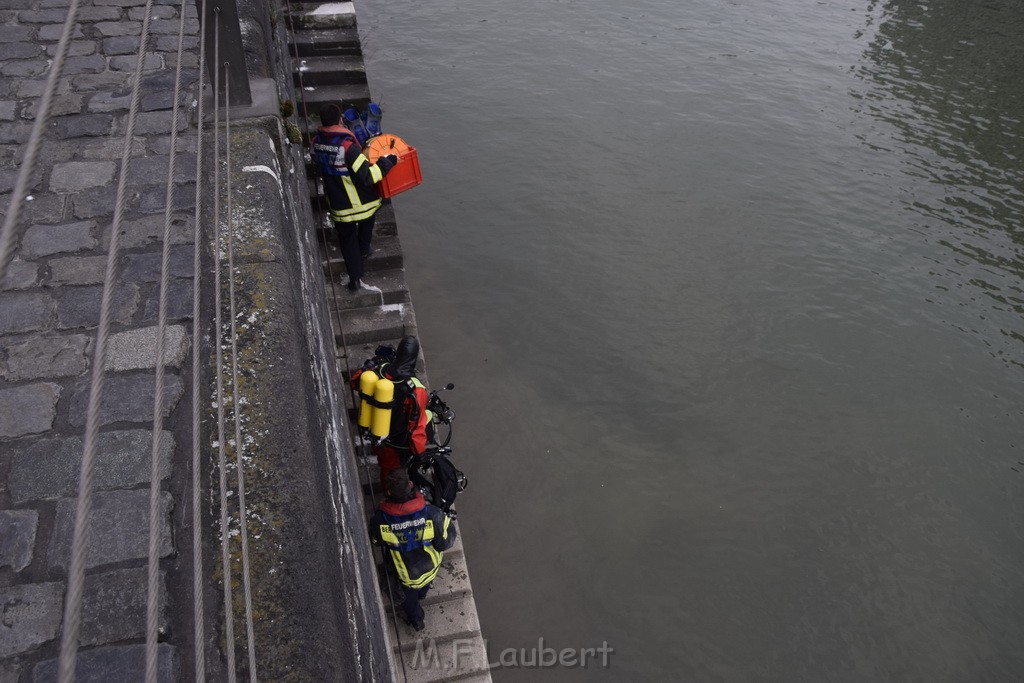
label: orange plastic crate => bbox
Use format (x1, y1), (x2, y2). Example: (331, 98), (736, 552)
(377, 146), (422, 199)
(366, 135), (422, 199)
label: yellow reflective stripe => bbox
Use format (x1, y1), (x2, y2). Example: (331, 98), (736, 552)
(422, 519), (434, 542)
(329, 198), (382, 223)
(341, 174), (361, 208)
(389, 549), (412, 584)
(351, 154), (367, 172)
(369, 163), (383, 184)
(441, 515), (451, 540)
(380, 524), (399, 545)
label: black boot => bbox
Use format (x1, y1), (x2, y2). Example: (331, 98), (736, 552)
(347, 277), (361, 292)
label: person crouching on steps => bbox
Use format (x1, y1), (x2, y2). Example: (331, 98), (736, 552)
(369, 468), (457, 631)
(311, 103), (398, 292)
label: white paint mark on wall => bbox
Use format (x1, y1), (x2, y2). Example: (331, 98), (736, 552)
(309, 2), (354, 15)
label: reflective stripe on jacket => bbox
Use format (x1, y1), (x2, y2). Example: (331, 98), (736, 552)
(369, 493), (457, 588)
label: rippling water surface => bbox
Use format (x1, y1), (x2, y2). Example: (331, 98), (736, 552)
(357, 1), (1024, 679)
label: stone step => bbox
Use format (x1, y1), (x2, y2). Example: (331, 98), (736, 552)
(288, 27), (362, 57)
(293, 55), (366, 87)
(286, 1), (357, 31)
(382, 553), (473, 610)
(321, 233), (405, 274)
(391, 630), (491, 683)
(333, 302), (416, 346)
(324, 269), (411, 311)
(296, 82), (371, 118)
(392, 594), (480, 650)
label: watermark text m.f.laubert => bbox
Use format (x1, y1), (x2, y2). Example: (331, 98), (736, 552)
(410, 637), (614, 670)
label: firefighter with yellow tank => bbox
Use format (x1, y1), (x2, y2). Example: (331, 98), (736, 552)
(369, 468), (457, 631)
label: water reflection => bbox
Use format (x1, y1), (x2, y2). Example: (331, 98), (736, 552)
(853, 0), (1024, 367)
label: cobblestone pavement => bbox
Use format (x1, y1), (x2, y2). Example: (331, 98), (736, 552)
(0, 0), (201, 678)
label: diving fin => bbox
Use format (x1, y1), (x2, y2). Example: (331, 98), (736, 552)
(362, 102), (383, 139)
(343, 106), (370, 145)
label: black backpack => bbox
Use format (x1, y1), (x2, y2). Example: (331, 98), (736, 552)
(410, 450), (467, 515)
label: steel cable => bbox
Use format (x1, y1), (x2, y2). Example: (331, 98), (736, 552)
(223, 67), (259, 680)
(144, 0), (192, 678)
(56, 0), (159, 679)
(0, 0), (84, 280)
(191, 0), (209, 679)
(212, 10), (239, 682)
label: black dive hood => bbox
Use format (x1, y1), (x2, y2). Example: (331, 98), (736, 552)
(393, 335), (420, 379)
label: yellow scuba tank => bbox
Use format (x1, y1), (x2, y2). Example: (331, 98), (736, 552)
(370, 377), (394, 439)
(357, 369), (379, 429)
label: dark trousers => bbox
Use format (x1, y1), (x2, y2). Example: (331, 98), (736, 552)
(333, 213), (376, 283)
(401, 583), (431, 623)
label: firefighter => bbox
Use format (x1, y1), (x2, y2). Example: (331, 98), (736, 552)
(369, 468), (457, 630)
(311, 103), (397, 291)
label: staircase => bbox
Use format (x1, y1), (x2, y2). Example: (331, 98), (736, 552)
(286, 3), (492, 681)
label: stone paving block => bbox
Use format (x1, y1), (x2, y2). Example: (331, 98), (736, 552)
(0, 100), (14, 120)
(44, 40), (97, 58)
(55, 283), (138, 329)
(71, 185), (119, 219)
(95, 20), (141, 36)
(19, 220), (97, 258)
(33, 643), (178, 683)
(124, 109), (188, 136)
(49, 113), (113, 139)
(0, 25), (33, 42)
(75, 135), (145, 160)
(38, 23), (84, 40)
(24, 93), (84, 118)
(87, 90), (131, 113)
(128, 5), (176, 19)
(138, 183), (194, 213)
(49, 161), (116, 194)
(71, 72), (126, 91)
(102, 213), (193, 249)
(94, 0), (147, 6)
(128, 154), (198, 185)
(121, 244), (193, 283)
(0, 121), (31, 143)
(0, 509), (38, 571)
(100, 35), (139, 56)
(109, 52), (162, 72)
(1, 60), (49, 77)
(17, 8), (68, 22)
(0, 383), (59, 437)
(0, 582), (63, 658)
(49, 489), (173, 570)
(8, 429), (174, 503)
(105, 324), (189, 371)
(0, 42), (42, 60)
(153, 35), (200, 52)
(0, 661), (19, 683)
(16, 78), (71, 98)
(150, 18), (198, 34)
(66, 371), (183, 426)
(63, 54), (107, 75)
(0, 259), (39, 290)
(1, 333), (90, 381)
(146, 133), (197, 156)
(142, 277), (193, 321)
(0, 291), (54, 334)
(20, 194), (67, 226)
(80, 566), (168, 646)
(75, 6), (122, 21)
(47, 254), (108, 286)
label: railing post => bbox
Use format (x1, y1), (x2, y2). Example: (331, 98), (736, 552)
(200, 0), (252, 107)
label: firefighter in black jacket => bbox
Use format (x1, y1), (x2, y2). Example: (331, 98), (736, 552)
(311, 103), (397, 291)
(369, 468), (457, 631)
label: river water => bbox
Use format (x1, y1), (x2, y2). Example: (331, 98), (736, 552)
(357, 1), (1024, 680)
